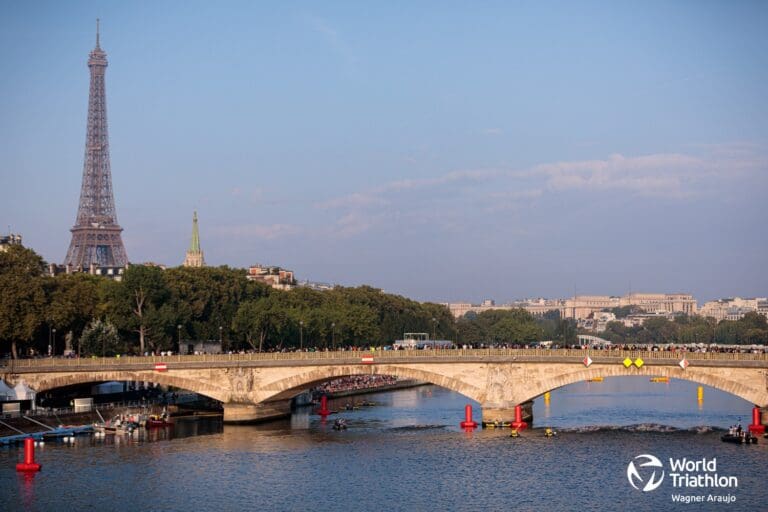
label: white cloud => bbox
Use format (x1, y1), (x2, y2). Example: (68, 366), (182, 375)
(317, 192), (388, 210)
(314, 144), (768, 236)
(306, 15), (357, 66)
(214, 223), (302, 240)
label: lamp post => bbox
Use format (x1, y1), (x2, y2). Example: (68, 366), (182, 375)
(52, 328), (56, 357)
(331, 322), (336, 351)
(219, 325), (223, 350)
(432, 317), (437, 348)
(299, 320), (304, 351)
(48, 324), (52, 357)
(177, 324), (182, 354)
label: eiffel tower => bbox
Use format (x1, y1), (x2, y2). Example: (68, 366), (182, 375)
(64, 20), (128, 268)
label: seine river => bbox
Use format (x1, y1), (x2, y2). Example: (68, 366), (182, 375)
(1, 377), (766, 511)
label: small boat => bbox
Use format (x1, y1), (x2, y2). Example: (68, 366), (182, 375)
(332, 419), (348, 431)
(586, 377), (604, 382)
(145, 413), (173, 428)
(359, 401), (377, 407)
(509, 429), (520, 438)
(544, 428), (557, 437)
(483, 420), (512, 428)
(721, 433), (758, 444)
(650, 377), (670, 383)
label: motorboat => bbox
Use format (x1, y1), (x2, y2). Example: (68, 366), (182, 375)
(332, 419), (348, 431)
(721, 433), (758, 444)
(544, 428), (557, 437)
(145, 413), (172, 428)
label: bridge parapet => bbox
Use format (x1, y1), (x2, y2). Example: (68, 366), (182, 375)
(2, 347), (767, 373)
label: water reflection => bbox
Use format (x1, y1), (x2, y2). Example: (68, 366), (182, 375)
(1, 382), (765, 512)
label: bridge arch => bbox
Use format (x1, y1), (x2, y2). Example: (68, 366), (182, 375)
(258, 364), (485, 404)
(513, 365), (768, 407)
(15, 371), (231, 404)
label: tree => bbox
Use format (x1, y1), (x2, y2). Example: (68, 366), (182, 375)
(46, 273), (100, 352)
(108, 265), (170, 353)
(0, 246), (47, 358)
(79, 318), (121, 357)
(232, 296), (288, 352)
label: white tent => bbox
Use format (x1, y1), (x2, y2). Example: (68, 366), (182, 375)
(0, 380), (14, 401)
(13, 380), (36, 401)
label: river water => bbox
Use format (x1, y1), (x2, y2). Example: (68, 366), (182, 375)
(1, 377), (766, 511)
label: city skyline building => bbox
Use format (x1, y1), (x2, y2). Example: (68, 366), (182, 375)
(63, 21), (128, 269)
(445, 293), (698, 320)
(183, 211), (205, 268)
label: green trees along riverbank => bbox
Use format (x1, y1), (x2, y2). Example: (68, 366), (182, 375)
(1, 246), (459, 357)
(1, 245), (766, 358)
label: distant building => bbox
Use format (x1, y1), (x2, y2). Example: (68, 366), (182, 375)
(297, 280), (336, 291)
(578, 311), (616, 332)
(0, 233), (23, 252)
(445, 299), (566, 319)
(446, 293), (696, 320)
(247, 264), (296, 290)
(699, 297), (768, 322)
(619, 311), (680, 328)
(47, 261), (165, 281)
(563, 293), (696, 319)
(48, 262), (127, 281)
(183, 211), (205, 268)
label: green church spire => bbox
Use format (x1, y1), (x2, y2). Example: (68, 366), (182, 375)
(189, 211), (201, 253)
(184, 211), (205, 267)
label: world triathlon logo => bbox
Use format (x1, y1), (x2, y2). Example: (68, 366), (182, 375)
(627, 454), (665, 492)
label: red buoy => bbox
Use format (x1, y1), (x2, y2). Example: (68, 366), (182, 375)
(511, 404), (528, 431)
(16, 438), (41, 472)
(748, 406), (765, 435)
(318, 395), (331, 417)
(460, 404), (477, 429)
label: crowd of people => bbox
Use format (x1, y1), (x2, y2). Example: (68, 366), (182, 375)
(312, 375), (398, 398)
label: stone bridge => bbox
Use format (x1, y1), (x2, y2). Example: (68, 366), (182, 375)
(3, 349), (768, 424)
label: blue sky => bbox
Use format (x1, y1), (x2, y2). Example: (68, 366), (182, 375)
(1, 1), (766, 303)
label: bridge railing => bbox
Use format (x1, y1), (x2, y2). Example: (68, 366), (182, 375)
(2, 347), (766, 371)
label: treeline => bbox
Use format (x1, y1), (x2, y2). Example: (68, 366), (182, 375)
(456, 309), (578, 345)
(2, 245), (765, 357)
(600, 313), (768, 345)
(0, 245), (454, 357)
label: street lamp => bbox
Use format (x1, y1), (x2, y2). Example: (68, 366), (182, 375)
(331, 322), (336, 351)
(299, 320), (304, 351)
(432, 317), (437, 348)
(48, 324), (52, 357)
(177, 324), (182, 354)
(219, 326), (223, 349)
(52, 328), (56, 357)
